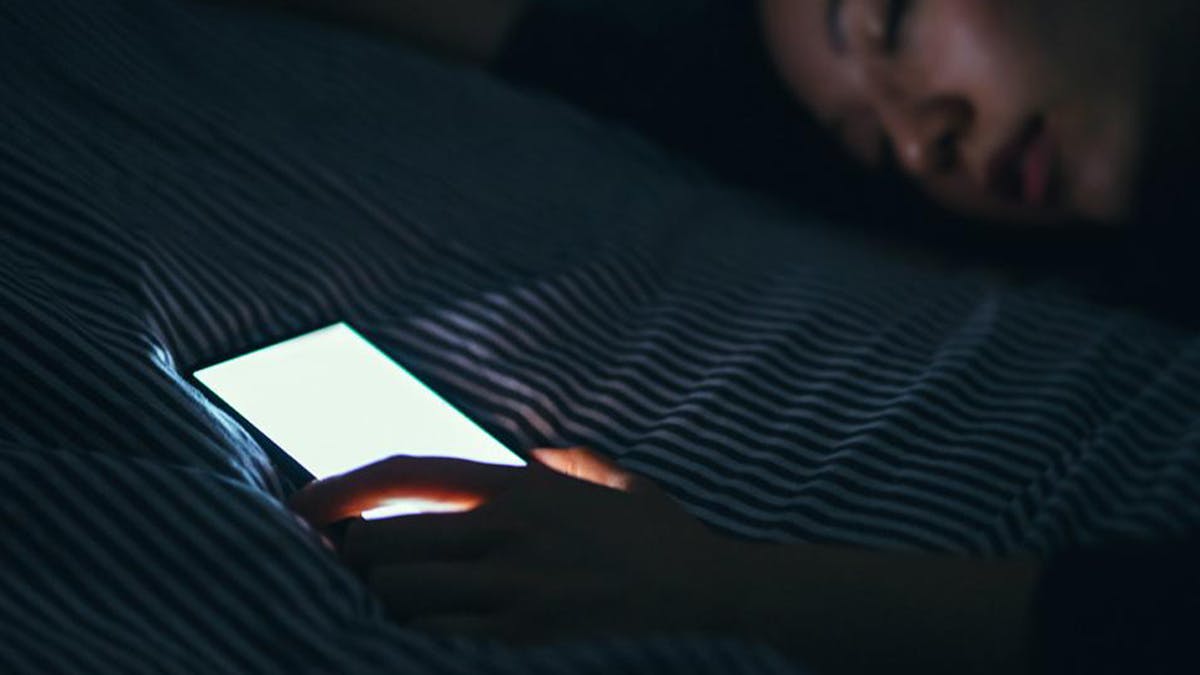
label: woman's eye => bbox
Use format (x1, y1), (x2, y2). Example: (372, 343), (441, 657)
(883, 0), (912, 53)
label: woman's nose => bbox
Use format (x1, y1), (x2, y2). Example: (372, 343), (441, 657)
(881, 96), (973, 178)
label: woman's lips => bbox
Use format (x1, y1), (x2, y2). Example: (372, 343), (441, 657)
(987, 117), (1058, 209)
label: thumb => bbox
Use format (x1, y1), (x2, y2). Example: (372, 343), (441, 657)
(529, 447), (653, 494)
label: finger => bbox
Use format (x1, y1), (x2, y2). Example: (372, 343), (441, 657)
(530, 447), (649, 493)
(368, 562), (518, 620)
(290, 456), (523, 526)
(342, 509), (514, 567)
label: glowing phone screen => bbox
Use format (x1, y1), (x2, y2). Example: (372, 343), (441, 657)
(194, 323), (524, 519)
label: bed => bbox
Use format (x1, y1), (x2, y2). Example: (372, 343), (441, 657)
(1, 0), (1197, 672)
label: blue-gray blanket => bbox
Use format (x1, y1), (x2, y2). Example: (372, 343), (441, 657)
(1, 1), (1197, 672)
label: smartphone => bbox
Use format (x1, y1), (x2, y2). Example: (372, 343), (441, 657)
(192, 323), (525, 519)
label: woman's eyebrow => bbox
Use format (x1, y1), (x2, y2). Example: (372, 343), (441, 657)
(827, 0), (849, 53)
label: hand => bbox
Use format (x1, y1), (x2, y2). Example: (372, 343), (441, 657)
(289, 449), (733, 642)
(291, 449), (1040, 675)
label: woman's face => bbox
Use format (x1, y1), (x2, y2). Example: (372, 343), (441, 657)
(760, 0), (1168, 226)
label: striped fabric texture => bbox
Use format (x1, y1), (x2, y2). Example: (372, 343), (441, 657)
(1, 0), (1197, 672)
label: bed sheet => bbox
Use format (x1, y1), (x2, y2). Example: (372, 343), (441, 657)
(1, 0), (1198, 672)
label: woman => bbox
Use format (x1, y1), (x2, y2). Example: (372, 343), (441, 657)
(500, 0), (1177, 228)
(242, 1), (1198, 673)
(255, 0), (1200, 320)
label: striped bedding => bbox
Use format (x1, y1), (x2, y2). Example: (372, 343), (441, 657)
(1, 0), (1198, 672)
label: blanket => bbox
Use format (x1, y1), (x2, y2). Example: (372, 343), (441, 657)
(1, 1), (1197, 672)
